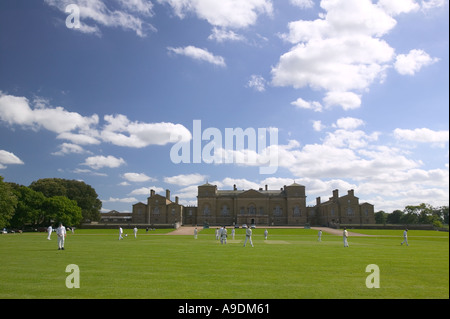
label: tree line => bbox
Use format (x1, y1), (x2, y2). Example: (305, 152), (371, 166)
(374, 203), (449, 228)
(0, 176), (102, 229)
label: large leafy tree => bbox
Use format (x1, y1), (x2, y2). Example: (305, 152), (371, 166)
(29, 178), (102, 222)
(0, 176), (18, 228)
(10, 186), (46, 227)
(44, 196), (83, 226)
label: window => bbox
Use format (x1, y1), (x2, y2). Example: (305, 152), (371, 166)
(273, 205), (282, 216)
(203, 205), (211, 216)
(221, 205), (229, 216)
(248, 205), (256, 215)
(293, 205), (301, 216)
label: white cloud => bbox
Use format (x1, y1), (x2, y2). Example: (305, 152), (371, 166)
(44, 0), (156, 37)
(167, 46), (226, 67)
(272, 0), (404, 111)
(394, 128), (449, 144)
(122, 172), (155, 182)
(247, 75), (266, 92)
(101, 114), (192, 148)
(378, 0), (420, 16)
(52, 143), (91, 156)
(290, 0), (314, 9)
(81, 155), (126, 170)
(103, 196), (138, 203)
(208, 27), (245, 42)
(394, 49), (439, 75)
(323, 91), (362, 110)
(0, 150), (24, 169)
(157, 0), (273, 29)
(291, 97), (323, 112)
(333, 117), (365, 130)
(164, 173), (207, 186)
(0, 92), (99, 134)
(312, 120), (325, 132)
(129, 186), (164, 196)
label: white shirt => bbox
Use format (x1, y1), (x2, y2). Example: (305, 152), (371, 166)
(56, 225), (66, 237)
(343, 230), (348, 238)
(246, 228), (252, 237)
(403, 230), (407, 237)
(119, 227), (123, 234)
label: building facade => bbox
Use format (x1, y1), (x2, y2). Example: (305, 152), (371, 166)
(131, 182), (375, 226)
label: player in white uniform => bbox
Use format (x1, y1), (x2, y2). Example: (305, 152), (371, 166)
(243, 226), (253, 247)
(119, 226), (123, 240)
(318, 229), (322, 242)
(264, 229), (268, 240)
(194, 227), (198, 239)
(401, 228), (409, 246)
(56, 223), (66, 250)
(343, 227), (349, 247)
(231, 228), (235, 240)
(220, 226), (227, 244)
(47, 225), (52, 240)
(133, 226), (138, 238)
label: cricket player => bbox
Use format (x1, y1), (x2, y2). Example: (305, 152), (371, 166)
(47, 225), (52, 240)
(215, 228), (219, 240)
(119, 226), (123, 240)
(220, 226), (227, 244)
(194, 227), (198, 239)
(243, 226), (254, 247)
(133, 226), (138, 238)
(401, 228), (409, 246)
(56, 223), (66, 250)
(343, 227), (349, 247)
(264, 229), (268, 240)
(231, 228), (235, 240)
(318, 229), (322, 242)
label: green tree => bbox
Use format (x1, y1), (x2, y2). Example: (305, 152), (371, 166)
(10, 186), (46, 227)
(386, 209), (403, 224)
(374, 210), (387, 224)
(30, 178), (101, 222)
(0, 176), (18, 228)
(44, 196), (83, 226)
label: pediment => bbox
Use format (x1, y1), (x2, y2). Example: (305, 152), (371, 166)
(237, 189), (267, 198)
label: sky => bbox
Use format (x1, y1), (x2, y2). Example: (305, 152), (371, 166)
(0, 0), (448, 214)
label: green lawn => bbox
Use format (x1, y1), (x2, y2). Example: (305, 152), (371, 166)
(0, 228), (448, 299)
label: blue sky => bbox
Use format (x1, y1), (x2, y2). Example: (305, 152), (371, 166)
(0, 0), (448, 214)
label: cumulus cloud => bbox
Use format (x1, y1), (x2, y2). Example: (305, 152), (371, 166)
(101, 114), (192, 148)
(52, 143), (92, 156)
(247, 75), (266, 92)
(0, 92), (99, 134)
(394, 49), (439, 75)
(291, 97), (323, 112)
(0, 150), (24, 169)
(164, 173), (207, 186)
(81, 155), (126, 170)
(157, 0), (273, 29)
(271, 0), (440, 111)
(394, 128), (449, 144)
(122, 172), (156, 182)
(167, 46), (226, 67)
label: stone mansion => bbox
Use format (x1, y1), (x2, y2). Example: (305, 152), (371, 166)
(131, 182), (375, 227)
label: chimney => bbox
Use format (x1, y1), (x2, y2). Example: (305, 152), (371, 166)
(175, 196), (179, 204)
(348, 189), (354, 197)
(150, 189), (155, 197)
(333, 189), (339, 199)
(166, 189), (170, 200)
(233, 184), (237, 191)
(265, 185), (268, 191)
(316, 197), (321, 206)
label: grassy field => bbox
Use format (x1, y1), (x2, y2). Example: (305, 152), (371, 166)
(0, 227), (448, 299)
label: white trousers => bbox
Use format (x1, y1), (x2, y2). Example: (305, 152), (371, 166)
(343, 237), (349, 247)
(401, 237), (408, 246)
(57, 235), (65, 249)
(243, 235), (253, 247)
